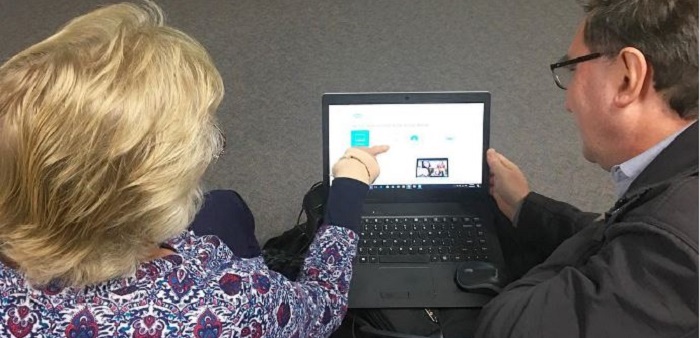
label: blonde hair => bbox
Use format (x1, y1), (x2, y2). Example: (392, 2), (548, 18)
(0, 2), (224, 286)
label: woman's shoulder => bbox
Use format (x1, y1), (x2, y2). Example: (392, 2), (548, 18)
(161, 231), (267, 276)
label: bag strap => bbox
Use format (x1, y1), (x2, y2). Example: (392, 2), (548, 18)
(299, 181), (327, 235)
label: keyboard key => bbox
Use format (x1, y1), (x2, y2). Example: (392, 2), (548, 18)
(380, 255), (431, 263)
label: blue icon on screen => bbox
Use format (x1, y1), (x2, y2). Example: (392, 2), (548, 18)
(351, 130), (370, 147)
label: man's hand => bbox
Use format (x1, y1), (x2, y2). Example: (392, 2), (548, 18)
(486, 148), (530, 224)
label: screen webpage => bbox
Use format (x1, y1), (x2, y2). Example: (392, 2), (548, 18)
(328, 103), (484, 190)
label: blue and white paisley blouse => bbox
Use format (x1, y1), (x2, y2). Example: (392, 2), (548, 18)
(0, 225), (357, 338)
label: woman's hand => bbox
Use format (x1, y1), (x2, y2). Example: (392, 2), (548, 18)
(332, 145), (390, 185)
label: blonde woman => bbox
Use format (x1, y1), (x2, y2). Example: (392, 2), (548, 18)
(0, 2), (386, 337)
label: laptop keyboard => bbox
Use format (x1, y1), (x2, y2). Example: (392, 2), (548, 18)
(357, 216), (490, 264)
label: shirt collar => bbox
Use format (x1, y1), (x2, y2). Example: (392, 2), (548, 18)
(610, 124), (691, 197)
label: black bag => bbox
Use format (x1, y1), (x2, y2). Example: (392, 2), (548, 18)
(262, 181), (326, 280)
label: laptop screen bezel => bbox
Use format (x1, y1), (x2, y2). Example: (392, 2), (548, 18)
(322, 91), (491, 203)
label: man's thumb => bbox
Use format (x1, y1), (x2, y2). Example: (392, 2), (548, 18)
(486, 148), (504, 173)
(488, 148), (518, 172)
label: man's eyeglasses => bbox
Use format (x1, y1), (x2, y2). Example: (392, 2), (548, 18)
(550, 52), (602, 90)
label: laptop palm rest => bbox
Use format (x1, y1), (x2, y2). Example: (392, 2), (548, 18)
(377, 267), (435, 300)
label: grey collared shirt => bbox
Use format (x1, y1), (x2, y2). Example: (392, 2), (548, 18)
(610, 124), (692, 198)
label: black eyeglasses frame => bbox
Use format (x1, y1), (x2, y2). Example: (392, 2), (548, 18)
(549, 52), (602, 90)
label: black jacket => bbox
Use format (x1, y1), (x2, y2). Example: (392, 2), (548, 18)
(476, 122), (699, 338)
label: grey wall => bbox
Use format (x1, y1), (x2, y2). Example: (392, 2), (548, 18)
(0, 1), (615, 242)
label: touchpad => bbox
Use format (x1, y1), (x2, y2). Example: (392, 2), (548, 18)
(377, 267), (435, 299)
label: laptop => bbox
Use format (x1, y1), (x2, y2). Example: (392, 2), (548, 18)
(322, 92), (506, 308)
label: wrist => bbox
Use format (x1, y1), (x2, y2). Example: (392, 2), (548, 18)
(332, 148), (380, 184)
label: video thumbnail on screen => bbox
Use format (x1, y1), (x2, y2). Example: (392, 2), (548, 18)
(416, 158), (449, 178)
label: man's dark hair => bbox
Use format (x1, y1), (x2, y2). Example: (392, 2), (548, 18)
(580, 0), (698, 119)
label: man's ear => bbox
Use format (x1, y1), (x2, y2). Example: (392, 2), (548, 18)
(614, 47), (649, 108)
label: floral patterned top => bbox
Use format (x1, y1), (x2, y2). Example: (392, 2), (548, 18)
(0, 225), (357, 338)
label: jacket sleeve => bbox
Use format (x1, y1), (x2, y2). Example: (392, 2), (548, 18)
(475, 224), (699, 338)
(515, 192), (600, 256)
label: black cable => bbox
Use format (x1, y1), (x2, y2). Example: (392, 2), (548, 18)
(352, 313), (357, 338)
(354, 314), (438, 338)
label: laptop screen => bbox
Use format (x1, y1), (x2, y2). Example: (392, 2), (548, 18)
(327, 102), (485, 191)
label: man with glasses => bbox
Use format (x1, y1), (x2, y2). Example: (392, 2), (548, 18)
(475, 0), (698, 337)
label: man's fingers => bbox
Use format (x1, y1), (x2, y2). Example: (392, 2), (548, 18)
(496, 152), (518, 170)
(487, 148), (518, 171)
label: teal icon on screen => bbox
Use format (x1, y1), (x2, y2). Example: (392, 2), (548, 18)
(351, 130), (370, 147)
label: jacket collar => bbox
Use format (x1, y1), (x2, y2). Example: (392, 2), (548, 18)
(604, 121), (698, 223)
(625, 121), (698, 197)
